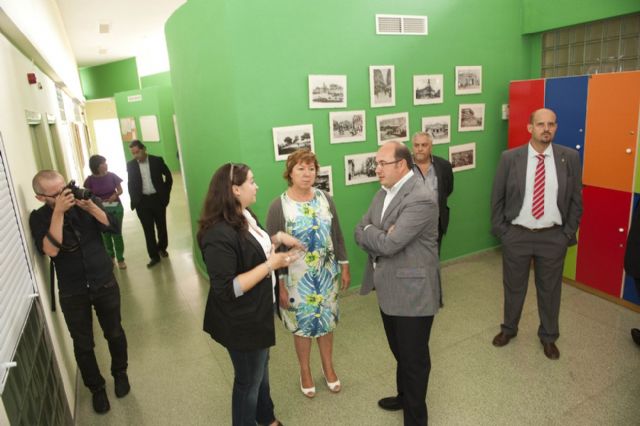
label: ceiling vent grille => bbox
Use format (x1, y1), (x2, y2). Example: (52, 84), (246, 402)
(376, 14), (428, 36)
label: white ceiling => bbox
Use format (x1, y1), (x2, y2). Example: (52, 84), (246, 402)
(55, 0), (186, 69)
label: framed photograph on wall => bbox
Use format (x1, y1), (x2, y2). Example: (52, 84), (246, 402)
(369, 65), (395, 108)
(455, 66), (482, 95)
(139, 115), (160, 142)
(421, 115), (450, 144)
(413, 74), (444, 105)
(458, 103), (485, 132)
(449, 143), (476, 172)
(329, 110), (366, 144)
(119, 117), (137, 142)
(272, 124), (315, 161)
(308, 75), (347, 109)
(376, 112), (409, 145)
(344, 152), (378, 186)
(314, 166), (333, 195)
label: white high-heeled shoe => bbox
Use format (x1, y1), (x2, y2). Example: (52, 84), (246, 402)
(321, 366), (341, 393)
(299, 376), (315, 398)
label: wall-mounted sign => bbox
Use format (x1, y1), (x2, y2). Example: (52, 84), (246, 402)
(127, 94), (142, 103)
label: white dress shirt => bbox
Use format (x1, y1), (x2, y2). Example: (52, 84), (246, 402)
(381, 170), (414, 220)
(512, 143), (562, 229)
(138, 159), (157, 195)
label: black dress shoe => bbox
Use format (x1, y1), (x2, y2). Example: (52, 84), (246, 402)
(114, 372), (130, 398)
(159, 250), (169, 258)
(146, 257), (161, 268)
(631, 328), (640, 346)
(541, 340), (560, 360)
(92, 388), (110, 414)
(378, 396), (403, 411)
(492, 332), (516, 347)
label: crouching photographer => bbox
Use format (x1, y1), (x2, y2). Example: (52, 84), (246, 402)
(28, 170), (130, 414)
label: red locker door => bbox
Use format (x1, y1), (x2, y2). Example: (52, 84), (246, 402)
(576, 186), (632, 297)
(508, 79), (545, 149)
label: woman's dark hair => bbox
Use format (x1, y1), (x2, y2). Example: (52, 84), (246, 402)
(89, 155), (106, 174)
(197, 163), (251, 244)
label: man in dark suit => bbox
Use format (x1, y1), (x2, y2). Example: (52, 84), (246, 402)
(411, 132), (454, 249)
(355, 141), (440, 425)
(624, 200), (640, 346)
(126, 140), (173, 268)
(491, 108), (583, 360)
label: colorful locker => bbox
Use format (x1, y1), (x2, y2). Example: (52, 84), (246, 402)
(544, 76), (589, 162)
(507, 79), (544, 148)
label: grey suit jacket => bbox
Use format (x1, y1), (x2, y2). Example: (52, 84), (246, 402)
(355, 174), (441, 317)
(490, 143), (583, 245)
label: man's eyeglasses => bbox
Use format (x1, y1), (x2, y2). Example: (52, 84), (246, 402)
(37, 190), (64, 199)
(374, 159), (402, 168)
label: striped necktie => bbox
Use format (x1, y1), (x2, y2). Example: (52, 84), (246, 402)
(532, 154), (545, 219)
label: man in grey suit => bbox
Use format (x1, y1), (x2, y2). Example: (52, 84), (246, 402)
(355, 141), (440, 426)
(491, 108), (582, 360)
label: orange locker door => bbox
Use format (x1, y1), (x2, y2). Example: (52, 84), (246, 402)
(583, 72), (640, 192)
(508, 79), (545, 149)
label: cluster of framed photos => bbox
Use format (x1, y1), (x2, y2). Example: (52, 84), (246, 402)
(272, 65), (485, 191)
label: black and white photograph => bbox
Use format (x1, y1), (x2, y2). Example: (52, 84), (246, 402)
(376, 112), (409, 145)
(414, 74), (444, 105)
(458, 103), (485, 132)
(455, 65), (482, 95)
(272, 124), (315, 161)
(449, 143), (476, 172)
(329, 110), (366, 144)
(313, 166), (333, 195)
(308, 75), (347, 109)
(369, 65), (395, 108)
(421, 115), (450, 144)
(345, 152), (378, 186)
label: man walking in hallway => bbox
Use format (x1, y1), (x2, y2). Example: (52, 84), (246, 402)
(490, 108), (583, 360)
(29, 170), (130, 414)
(411, 131), (454, 250)
(355, 141), (440, 425)
(127, 140), (173, 268)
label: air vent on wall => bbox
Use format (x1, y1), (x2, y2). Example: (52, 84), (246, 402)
(99, 22), (111, 34)
(376, 14), (428, 35)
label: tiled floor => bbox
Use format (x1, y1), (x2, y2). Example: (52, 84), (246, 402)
(76, 174), (640, 425)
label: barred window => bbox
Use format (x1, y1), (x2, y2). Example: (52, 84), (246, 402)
(542, 13), (640, 78)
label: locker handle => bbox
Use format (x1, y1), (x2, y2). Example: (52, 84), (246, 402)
(575, 144), (581, 150)
(579, 129), (583, 133)
(626, 148), (632, 154)
(619, 228), (625, 233)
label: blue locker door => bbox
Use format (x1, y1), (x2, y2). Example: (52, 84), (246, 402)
(623, 193), (640, 305)
(545, 76), (589, 162)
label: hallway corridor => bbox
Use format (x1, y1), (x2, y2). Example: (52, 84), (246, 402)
(75, 173), (640, 425)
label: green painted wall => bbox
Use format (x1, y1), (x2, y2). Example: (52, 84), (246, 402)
(114, 86), (180, 171)
(522, 0), (640, 34)
(166, 0), (539, 284)
(79, 58), (139, 100)
(141, 71), (172, 88)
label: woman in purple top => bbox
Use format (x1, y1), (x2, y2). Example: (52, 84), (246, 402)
(84, 155), (127, 269)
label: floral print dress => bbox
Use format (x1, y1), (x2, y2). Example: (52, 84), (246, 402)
(280, 189), (339, 337)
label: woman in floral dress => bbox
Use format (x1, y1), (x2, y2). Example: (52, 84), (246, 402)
(266, 149), (350, 398)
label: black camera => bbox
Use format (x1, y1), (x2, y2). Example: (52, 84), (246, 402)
(65, 180), (93, 200)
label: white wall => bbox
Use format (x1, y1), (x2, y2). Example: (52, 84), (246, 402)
(0, 8), (84, 416)
(0, 0), (83, 99)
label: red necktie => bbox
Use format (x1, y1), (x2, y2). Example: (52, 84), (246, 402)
(532, 154), (545, 219)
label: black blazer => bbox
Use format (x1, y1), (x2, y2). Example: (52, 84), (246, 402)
(625, 200), (640, 279)
(126, 155), (173, 210)
(432, 155), (454, 235)
(414, 156), (454, 236)
(201, 220), (276, 351)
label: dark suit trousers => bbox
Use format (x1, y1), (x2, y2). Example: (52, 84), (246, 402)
(381, 310), (434, 426)
(136, 194), (168, 260)
(501, 225), (568, 343)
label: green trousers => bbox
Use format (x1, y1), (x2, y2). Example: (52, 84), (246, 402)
(102, 203), (125, 262)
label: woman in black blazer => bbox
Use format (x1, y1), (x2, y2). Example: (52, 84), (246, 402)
(198, 163), (302, 426)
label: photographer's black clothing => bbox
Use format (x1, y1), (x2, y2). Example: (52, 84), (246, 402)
(29, 200), (128, 393)
(29, 201), (117, 296)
